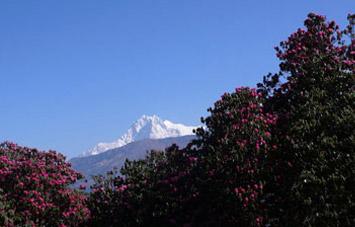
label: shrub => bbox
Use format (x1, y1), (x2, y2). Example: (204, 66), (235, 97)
(0, 142), (90, 227)
(87, 145), (198, 226)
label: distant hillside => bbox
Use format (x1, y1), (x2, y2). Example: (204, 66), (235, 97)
(70, 135), (195, 182)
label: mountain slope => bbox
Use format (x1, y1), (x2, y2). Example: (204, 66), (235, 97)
(81, 115), (197, 156)
(71, 135), (195, 180)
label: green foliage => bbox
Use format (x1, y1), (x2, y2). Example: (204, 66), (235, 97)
(0, 189), (17, 227)
(257, 13), (355, 226)
(88, 145), (203, 226)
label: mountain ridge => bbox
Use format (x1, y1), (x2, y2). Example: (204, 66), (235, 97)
(81, 115), (198, 157)
(71, 135), (196, 186)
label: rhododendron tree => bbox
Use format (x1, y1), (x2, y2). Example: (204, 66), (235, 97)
(258, 13), (354, 226)
(0, 142), (90, 227)
(189, 87), (277, 226)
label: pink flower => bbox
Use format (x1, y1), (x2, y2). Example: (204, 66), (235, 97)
(255, 143), (260, 151)
(116, 184), (128, 192)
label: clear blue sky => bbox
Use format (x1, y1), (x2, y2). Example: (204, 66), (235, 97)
(0, 0), (353, 158)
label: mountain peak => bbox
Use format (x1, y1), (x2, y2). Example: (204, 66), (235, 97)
(81, 115), (198, 157)
(134, 115), (164, 128)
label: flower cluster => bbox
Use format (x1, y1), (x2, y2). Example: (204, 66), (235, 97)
(0, 142), (90, 227)
(257, 13), (354, 226)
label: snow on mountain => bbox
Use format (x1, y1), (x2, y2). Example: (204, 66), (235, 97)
(81, 115), (198, 157)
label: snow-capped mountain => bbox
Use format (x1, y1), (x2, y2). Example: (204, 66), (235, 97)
(81, 115), (198, 157)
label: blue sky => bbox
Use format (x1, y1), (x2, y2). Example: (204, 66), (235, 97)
(0, 1), (352, 158)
